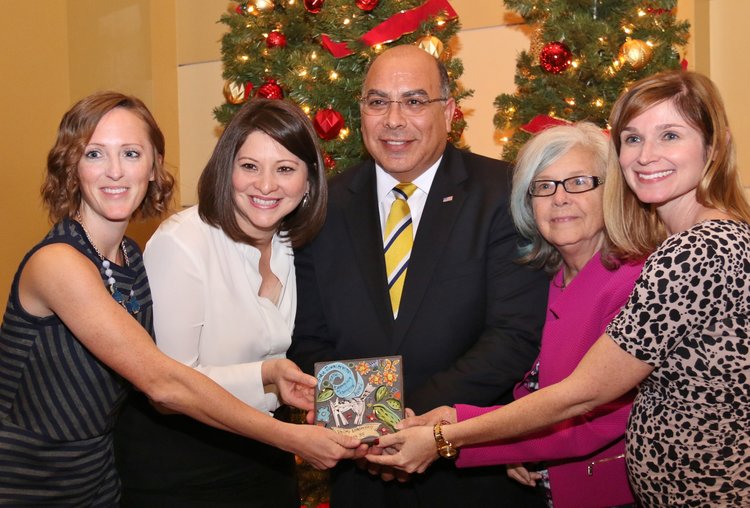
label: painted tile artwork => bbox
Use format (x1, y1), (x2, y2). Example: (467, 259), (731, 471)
(314, 356), (404, 443)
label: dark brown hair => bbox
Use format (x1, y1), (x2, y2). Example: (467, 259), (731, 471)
(42, 91), (174, 222)
(198, 98), (327, 247)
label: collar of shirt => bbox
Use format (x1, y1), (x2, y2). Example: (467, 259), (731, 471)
(375, 157), (442, 235)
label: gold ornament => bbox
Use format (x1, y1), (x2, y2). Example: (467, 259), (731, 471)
(251, 0), (275, 12)
(618, 39), (653, 70)
(529, 25), (544, 60)
(416, 35), (444, 59)
(223, 80), (248, 105)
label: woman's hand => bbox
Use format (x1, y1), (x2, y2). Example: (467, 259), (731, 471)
(506, 463), (541, 487)
(397, 406), (456, 429)
(262, 358), (317, 411)
(287, 424), (368, 470)
(365, 425), (438, 474)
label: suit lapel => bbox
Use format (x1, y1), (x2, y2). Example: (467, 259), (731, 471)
(343, 163), (394, 336)
(392, 146), (469, 348)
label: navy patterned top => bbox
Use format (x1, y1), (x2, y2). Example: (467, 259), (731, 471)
(0, 219), (153, 506)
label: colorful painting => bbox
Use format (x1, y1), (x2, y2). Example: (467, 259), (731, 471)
(314, 356), (404, 443)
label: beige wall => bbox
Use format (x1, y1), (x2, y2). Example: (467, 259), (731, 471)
(1, 0), (748, 312)
(0, 3), (71, 312)
(709, 0), (750, 179)
(0, 0), (180, 310)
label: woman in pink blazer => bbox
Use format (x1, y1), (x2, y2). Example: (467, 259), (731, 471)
(371, 122), (646, 507)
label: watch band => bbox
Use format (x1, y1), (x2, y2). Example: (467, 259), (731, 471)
(433, 420), (458, 459)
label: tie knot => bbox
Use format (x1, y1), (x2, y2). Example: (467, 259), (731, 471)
(393, 183), (417, 201)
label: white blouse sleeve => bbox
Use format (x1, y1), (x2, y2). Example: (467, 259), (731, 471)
(144, 225), (277, 413)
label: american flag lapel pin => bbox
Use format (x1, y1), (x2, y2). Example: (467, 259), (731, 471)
(442, 196), (454, 203)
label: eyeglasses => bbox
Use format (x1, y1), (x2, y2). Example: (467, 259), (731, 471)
(359, 95), (449, 116)
(528, 176), (604, 197)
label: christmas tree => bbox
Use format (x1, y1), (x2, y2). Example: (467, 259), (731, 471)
(495, 0), (689, 161)
(215, 0), (470, 175)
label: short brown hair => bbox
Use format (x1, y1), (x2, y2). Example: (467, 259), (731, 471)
(606, 70), (750, 259)
(198, 98), (327, 247)
(42, 91), (174, 222)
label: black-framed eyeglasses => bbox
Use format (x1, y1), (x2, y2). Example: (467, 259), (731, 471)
(359, 95), (449, 116)
(528, 176), (604, 197)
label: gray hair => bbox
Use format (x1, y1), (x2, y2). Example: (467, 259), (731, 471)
(510, 121), (616, 273)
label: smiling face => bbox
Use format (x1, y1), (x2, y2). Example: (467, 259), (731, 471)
(531, 145), (606, 265)
(360, 46), (455, 182)
(77, 107), (155, 227)
(617, 99), (708, 216)
(231, 130), (310, 242)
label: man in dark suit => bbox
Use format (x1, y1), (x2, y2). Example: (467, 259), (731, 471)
(289, 45), (548, 507)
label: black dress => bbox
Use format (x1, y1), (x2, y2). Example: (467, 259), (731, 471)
(114, 398), (299, 507)
(0, 219), (151, 506)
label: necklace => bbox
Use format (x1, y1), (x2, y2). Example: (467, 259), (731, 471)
(75, 212), (140, 314)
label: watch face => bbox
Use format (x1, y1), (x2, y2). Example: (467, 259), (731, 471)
(440, 445), (458, 459)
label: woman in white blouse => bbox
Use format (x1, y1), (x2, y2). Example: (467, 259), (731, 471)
(114, 99), (338, 507)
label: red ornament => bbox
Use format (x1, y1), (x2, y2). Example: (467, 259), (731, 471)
(303, 0), (324, 14)
(313, 108), (345, 140)
(539, 41), (572, 74)
(452, 106), (463, 123)
(266, 31), (287, 48)
(355, 0), (379, 12)
(235, 2), (248, 15)
(449, 106), (465, 142)
(255, 78), (284, 99)
(645, 6), (670, 15)
(323, 153), (336, 171)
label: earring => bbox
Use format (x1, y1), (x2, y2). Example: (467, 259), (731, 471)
(302, 192), (310, 207)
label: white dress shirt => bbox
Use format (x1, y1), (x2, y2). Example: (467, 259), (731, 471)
(143, 206), (294, 414)
(376, 157), (442, 236)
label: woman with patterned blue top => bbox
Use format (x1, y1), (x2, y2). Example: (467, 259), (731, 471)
(0, 92), (363, 506)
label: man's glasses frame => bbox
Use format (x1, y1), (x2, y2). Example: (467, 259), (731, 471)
(359, 95), (449, 116)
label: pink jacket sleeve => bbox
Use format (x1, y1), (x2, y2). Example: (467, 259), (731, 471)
(454, 258), (642, 468)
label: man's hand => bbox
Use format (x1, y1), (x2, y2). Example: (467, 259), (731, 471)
(364, 425), (438, 474)
(506, 463), (541, 487)
(396, 406), (455, 429)
(358, 445), (410, 483)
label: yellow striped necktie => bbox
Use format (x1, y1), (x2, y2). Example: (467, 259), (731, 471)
(384, 183), (417, 318)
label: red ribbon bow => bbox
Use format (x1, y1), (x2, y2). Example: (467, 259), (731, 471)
(321, 0), (458, 58)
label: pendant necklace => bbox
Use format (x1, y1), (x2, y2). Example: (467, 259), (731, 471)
(75, 212), (140, 314)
